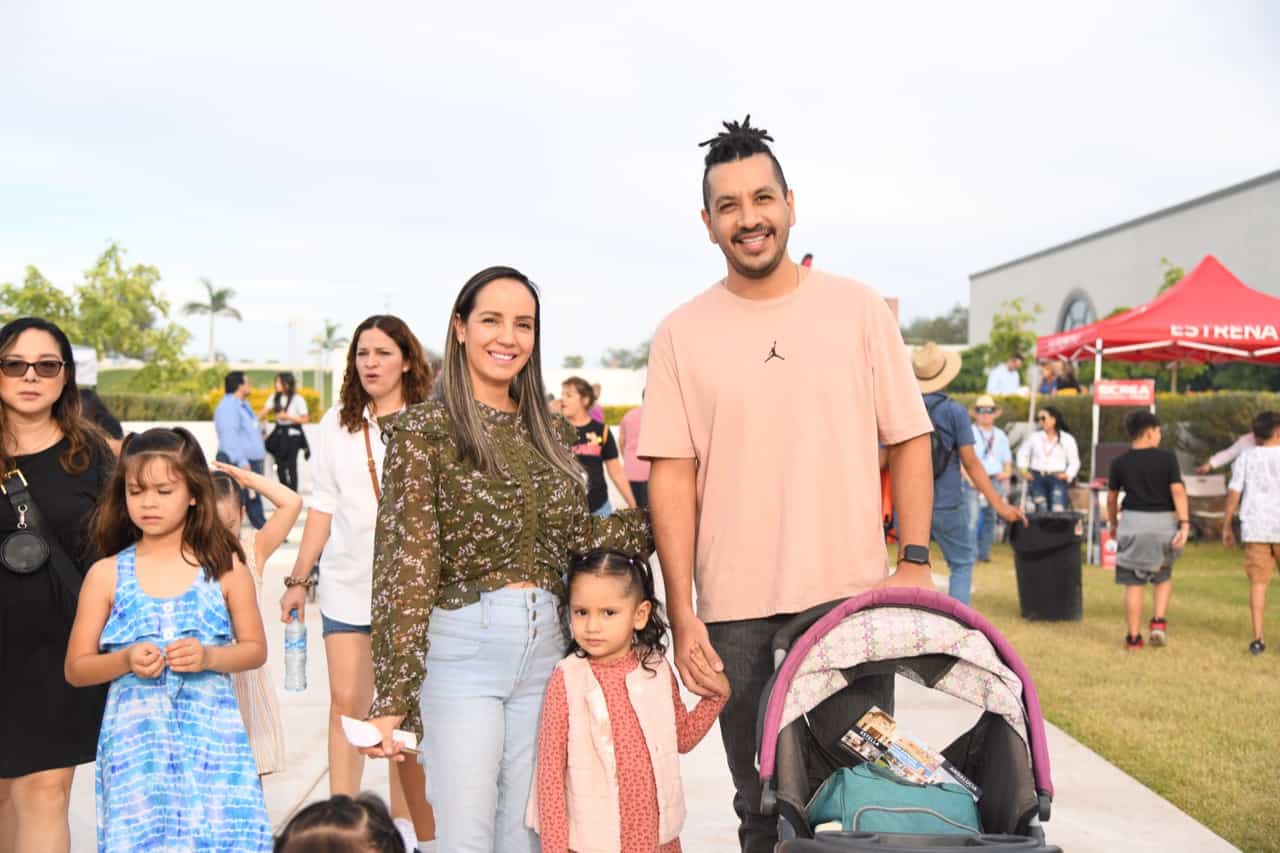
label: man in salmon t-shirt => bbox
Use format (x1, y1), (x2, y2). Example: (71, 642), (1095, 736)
(637, 116), (936, 852)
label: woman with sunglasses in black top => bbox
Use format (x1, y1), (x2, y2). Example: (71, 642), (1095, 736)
(0, 318), (114, 853)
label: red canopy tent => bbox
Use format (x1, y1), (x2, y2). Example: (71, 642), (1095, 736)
(1037, 254), (1280, 364)
(1032, 255), (1280, 562)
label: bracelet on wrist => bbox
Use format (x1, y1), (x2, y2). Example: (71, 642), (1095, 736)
(284, 575), (317, 589)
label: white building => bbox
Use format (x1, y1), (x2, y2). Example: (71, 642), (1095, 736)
(969, 169), (1280, 347)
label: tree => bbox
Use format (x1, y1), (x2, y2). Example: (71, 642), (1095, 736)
(901, 304), (968, 345)
(310, 320), (350, 407)
(75, 243), (179, 359)
(562, 354), (585, 369)
(2, 244), (202, 393)
(987, 297), (1041, 366)
(1158, 257), (1185, 295)
(182, 277), (242, 362)
(0, 266), (80, 333)
(600, 340), (650, 370)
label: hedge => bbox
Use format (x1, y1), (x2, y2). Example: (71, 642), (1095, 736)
(202, 387), (323, 422)
(952, 391), (1280, 479)
(600, 404), (637, 426)
(101, 393), (213, 421)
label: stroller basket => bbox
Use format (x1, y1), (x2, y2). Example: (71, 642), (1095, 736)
(757, 588), (1055, 847)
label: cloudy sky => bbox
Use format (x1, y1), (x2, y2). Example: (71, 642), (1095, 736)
(1, 1), (1277, 367)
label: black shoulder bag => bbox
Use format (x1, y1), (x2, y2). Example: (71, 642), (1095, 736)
(1, 469), (84, 608)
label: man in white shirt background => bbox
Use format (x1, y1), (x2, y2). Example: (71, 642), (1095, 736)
(985, 352), (1025, 396)
(966, 395), (1014, 562)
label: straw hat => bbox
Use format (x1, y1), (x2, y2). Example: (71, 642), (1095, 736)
(911, 342), (962, 394)
(970, 394), (1003, 416)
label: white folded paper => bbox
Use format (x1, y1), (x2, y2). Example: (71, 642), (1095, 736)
(340, 715), (419, 752)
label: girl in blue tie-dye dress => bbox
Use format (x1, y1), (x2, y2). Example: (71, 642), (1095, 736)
(65, 427), (272, 852)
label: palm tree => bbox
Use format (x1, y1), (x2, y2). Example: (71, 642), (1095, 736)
(182, 278), (242, 362)
(310, 320), (350, 408)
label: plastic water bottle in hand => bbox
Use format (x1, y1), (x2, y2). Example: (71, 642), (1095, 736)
(284, 608), (307, 692)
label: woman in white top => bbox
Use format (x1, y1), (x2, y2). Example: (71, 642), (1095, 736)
(278, 315), (436, 846)
(1017, 405), (1081, 514)
(261, 371), (310, 491)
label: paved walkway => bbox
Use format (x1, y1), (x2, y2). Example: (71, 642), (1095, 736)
(68, 515), (1239, 852)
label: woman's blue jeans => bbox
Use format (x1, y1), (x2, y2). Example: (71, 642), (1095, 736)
(1028, 471), (1069, 513)
(418, 588), (565, 853)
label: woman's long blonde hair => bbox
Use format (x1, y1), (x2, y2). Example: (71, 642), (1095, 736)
(439, 266), (583, 486)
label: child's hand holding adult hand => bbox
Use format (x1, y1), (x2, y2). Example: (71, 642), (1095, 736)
(165, 638), (208, 672)
(692, 646), (731, 700)
(128, 642), (165, 679)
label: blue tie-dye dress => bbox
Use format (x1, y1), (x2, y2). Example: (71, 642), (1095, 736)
(95, 545), (272, 852)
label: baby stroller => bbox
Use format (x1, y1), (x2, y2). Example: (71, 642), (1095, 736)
(757, 588), (1060, 851)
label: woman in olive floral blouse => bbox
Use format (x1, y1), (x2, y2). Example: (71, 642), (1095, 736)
(365, 266), (652, 853)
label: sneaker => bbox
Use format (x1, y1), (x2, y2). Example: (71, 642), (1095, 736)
(394, 818), (417, 853)
(1149, 618), (1167, 647)
(1250, 639), (1266, 655)
(1125, 634), (1144, 650)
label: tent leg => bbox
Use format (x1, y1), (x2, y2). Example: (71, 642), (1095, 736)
(1088, 343), (1103, 565)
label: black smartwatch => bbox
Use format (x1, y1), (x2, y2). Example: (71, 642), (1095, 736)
(898, 544), (931, 566)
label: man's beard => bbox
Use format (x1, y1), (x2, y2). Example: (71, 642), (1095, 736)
(722, 226), (790, 280)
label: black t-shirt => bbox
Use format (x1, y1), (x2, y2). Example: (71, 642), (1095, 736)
(1108, 447), (1182, 511)
(570, 419), (618, 512)
(0, 436), (113, 776)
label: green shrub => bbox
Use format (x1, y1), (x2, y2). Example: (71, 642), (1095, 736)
(949, 391), (1280, 479)
(203, 387), (323, 422)
(600, 404), (636, 426)
(101, 393), (212, 421)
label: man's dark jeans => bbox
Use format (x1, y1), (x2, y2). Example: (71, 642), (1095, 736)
(216, 452), (267, 529)
(709, 613), (895, 852)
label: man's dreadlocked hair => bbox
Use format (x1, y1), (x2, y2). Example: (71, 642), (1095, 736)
(699, 114), (789, 210)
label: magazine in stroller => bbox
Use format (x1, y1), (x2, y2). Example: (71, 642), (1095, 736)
(757, 588), (1061, 851)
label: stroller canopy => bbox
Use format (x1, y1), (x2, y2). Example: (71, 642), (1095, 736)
(758, 588), (1054, 800)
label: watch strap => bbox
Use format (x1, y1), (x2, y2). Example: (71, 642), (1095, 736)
(899, 544), (931, 565)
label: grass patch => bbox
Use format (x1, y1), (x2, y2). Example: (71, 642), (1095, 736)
(958, 541), (1278, 852)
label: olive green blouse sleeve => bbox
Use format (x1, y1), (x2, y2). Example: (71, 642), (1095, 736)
(370, 427), (440, 737)
(557, 415), (654, 557)
(570, 505), (654, 558)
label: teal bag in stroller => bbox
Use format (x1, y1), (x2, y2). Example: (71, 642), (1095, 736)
(807, 764), (980, 835)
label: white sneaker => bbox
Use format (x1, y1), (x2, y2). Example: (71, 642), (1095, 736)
(394, 818), (417, 853)
(417, 843), (438, 853)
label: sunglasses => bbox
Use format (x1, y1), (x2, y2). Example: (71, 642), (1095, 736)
(1036, 414), (1051, 421)
(0, 358), (65, 379)
(976, 407), (996, 414)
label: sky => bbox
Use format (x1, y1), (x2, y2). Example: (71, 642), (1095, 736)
(1, 1), (1277, 368)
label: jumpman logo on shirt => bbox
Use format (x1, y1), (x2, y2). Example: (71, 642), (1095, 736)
(764, 341), (785, 364)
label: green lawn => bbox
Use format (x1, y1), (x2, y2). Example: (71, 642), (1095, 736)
(958, 541), (1278, 852)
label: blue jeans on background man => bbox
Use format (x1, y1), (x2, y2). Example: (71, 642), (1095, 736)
(215, 452), (267, 529)
(419, 588), (564, 853)
(932, 502), (976, 605)
(964, 480), (1005, 561)
(1028, 471), (1069, 514)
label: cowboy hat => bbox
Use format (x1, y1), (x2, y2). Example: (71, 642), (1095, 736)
(970, 394), (1003, 416)
(912, 342), (962, 394)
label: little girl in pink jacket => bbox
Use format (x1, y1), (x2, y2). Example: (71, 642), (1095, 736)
(528, 550), (730, 852)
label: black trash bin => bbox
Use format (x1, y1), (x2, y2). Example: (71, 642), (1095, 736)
(1008, 512), (1083, 621)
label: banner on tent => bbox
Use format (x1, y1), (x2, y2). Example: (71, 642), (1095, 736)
(1095, 379), (1156, 407)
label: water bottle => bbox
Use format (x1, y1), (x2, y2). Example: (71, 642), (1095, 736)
(284, 608), (307, 692)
